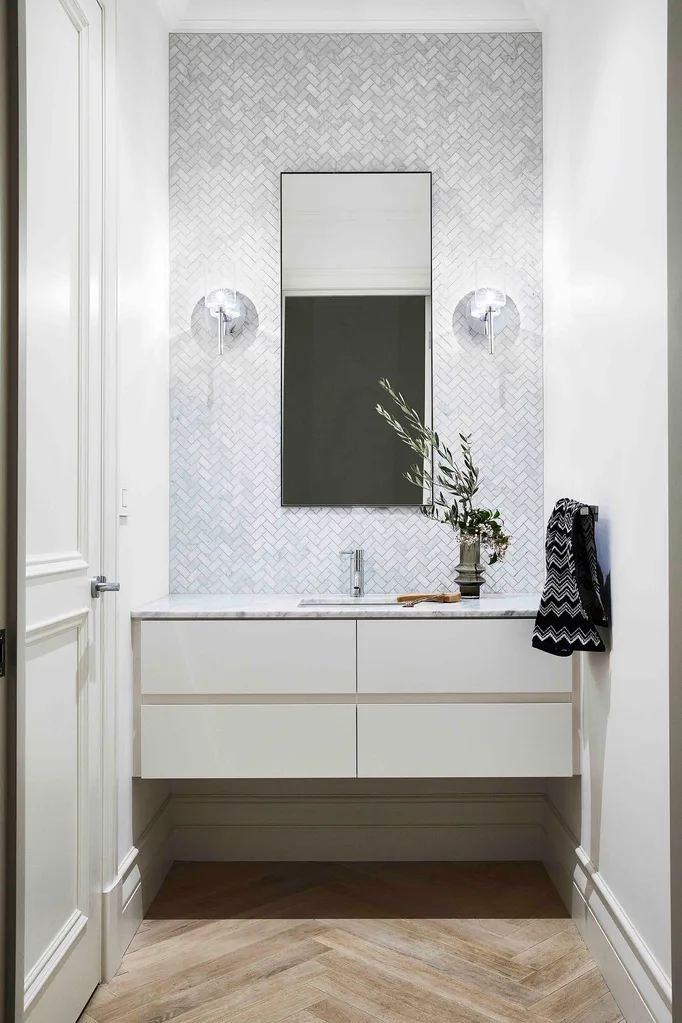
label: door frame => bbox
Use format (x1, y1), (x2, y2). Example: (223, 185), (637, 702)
(4, 0), (23, 1020)
(10, 0), (120, 1018)
(99, 0), (121, 938)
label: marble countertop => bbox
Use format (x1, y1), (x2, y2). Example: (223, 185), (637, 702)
(131, 593), (541, 621)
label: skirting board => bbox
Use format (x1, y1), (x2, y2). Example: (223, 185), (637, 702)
(543, 798), (672, 1023)
(170, 791), (546, 861)
(102, 796), (173, 981)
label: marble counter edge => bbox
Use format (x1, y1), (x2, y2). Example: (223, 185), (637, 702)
(132, 610), (537, 620)
(131, 595), (541, 621)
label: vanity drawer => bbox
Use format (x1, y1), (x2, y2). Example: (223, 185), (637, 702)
(140, 704), (357, 778)
(357, 619), (571, 694)
(140, 620), (356, 694)
(357, 703), (573, 777)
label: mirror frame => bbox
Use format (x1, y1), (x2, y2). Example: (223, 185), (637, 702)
(279, 170), (434, 509)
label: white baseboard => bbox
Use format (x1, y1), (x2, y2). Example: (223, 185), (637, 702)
(171, 791), (546, 861)
(543, 798), (672, 1023)
(102, 796), (173, 981)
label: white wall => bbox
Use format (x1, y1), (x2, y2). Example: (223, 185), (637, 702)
(116, 0), (170, 866)
(168, 0), (537, 32)
(543, 0), (671, 983)
(667, 0), (682, 996)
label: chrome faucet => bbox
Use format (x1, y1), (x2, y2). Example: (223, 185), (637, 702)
(340, 548), (364, 597)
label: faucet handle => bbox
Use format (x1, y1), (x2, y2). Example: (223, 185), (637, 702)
(340, 548), (364, 563)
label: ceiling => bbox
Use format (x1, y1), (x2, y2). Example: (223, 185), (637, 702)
(158, 0), (545, 33)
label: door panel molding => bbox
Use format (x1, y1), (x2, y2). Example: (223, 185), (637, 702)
(73, 0), (91, 570)
(25, 608), (88, 645)
(25, 0), (91, 567)
(24, 908), (87, 1011)
(25, 553), (89, 580)
(25, 607), (91, 985)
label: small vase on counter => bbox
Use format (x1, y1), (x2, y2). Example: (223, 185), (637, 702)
(455, 538), (485, 598)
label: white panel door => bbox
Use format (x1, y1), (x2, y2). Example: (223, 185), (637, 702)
(24, 0), (105, 1020)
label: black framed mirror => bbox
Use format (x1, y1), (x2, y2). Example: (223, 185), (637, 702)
(281, 171), (433, 507)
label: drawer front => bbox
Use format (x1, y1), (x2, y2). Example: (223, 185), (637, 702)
(141, 704), (357, 778)
(140, 620), (356, 695)
(358, 703), (573, 777)
(357, 619), (571, 694)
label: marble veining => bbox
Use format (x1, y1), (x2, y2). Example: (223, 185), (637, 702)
(169, 33), (543, 595)
(132, 593), (541, 621)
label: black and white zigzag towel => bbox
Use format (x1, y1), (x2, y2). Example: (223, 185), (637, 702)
(532, 498), (608, 657)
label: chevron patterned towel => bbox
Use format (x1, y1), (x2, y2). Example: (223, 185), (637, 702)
(532, 498), (608, 657)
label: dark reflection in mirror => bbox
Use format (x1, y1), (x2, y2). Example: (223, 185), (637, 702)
(282, 295), (427, 506)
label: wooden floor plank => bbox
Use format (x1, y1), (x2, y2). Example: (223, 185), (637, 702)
(512, 928), (584, 971)
(375, 916), (538, 979)
(98, 960), (327, 1023)
(561, 990), (626, 1023)
(314, 926), (541, 1014)
(308, 995), (384, 1023)
(84, 864), (622, 1023)
(88, 930), (325, 1022)
(170, 983), (324, 1023)
(310, 958), (495, 1023)
(122, 916), (312, 977)
(521, 947), (596, 1000)
(531, 968), (612, 1022)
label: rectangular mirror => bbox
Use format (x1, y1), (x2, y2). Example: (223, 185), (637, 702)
(281, 171), (432, 507)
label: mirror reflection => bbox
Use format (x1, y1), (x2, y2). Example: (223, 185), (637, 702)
(281, 171), (432, 507)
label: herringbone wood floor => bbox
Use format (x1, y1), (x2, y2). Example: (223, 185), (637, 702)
(82, 863), (624, 1023)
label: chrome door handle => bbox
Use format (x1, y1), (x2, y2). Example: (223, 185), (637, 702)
(91, 575), (121, 599)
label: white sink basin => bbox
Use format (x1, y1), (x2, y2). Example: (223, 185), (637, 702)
(298, 595), (400, 607)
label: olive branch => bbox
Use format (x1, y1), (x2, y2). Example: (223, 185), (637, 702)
(376, 378), (511, 565)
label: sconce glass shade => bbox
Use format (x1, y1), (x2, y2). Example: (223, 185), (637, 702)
(203, 258), (245, 353)
(204, 258), (242, 319)
(205, 286), (242, 321)
(469, 258), (509, 354)
(473, 258), (507, 316)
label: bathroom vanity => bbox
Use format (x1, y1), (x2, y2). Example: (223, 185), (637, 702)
(131, 594), (576, 780)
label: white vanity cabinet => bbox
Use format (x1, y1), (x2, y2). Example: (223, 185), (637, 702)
(356, 619), (569, 694)
(137, 620), (356, 778)
(140, 619), (356, 694)
(140, 704), (356, 778)
(133, 599), (576, 780)
(356, 619), (573, 777)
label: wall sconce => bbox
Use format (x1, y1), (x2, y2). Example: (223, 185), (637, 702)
(204, 260), (245, 354)
(467, 258), (510, 354)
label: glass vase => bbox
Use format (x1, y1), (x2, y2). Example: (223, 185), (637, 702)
(455, 538), (485, 598)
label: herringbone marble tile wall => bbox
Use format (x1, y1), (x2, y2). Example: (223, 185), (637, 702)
(170, 32), (543, 594)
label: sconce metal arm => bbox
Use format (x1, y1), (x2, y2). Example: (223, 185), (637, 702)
(485, 307), (495, 354)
